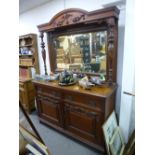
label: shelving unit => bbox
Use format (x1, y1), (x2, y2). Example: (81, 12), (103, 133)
(19, 33), (40, 113)
(19, 33), (39, 75)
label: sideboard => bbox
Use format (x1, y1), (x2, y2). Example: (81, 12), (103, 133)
(33, 80), (116, 153)
(34, 6), (119, 154)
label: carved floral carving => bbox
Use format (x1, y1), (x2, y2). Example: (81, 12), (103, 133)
(56, 13), (72, 26)
(52, 12), (85, 28)
(72, 14), (85, 23)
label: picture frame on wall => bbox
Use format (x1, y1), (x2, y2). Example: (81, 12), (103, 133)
(109, 127), (125, 155)
(102, 111), (118, 155)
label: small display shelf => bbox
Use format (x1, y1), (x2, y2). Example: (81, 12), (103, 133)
(19, 33), (40, 78)
(19, 33), (40, 113)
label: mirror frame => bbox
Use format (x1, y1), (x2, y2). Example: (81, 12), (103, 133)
(37, 7), (119, 83)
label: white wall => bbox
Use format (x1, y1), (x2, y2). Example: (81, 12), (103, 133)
(119, 0), (135, 142)
(116, 6), (125, 116)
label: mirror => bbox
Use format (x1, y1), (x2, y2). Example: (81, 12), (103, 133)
(53, 31), (107, 75)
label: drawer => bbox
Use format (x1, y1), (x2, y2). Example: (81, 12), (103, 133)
(64, 103), (100, 117)
(64, 93), (104, 110)
(37, 87), (62, 100)
(20, 58), (33, 66)
(37, 94), (59, 104)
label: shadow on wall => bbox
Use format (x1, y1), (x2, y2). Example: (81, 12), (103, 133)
(115, 25), (125, 118)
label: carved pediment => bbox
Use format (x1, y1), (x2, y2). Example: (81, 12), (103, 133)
(38, 8), (88, 31)
(52, 9), (87, 27)
(37, 7), (120, 32)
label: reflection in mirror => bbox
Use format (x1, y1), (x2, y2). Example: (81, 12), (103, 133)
(53, 31), (107, 75)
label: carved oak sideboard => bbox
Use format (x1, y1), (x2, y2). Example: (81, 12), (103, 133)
(33, 6), (119, 154)
(33, 80), (116, 153)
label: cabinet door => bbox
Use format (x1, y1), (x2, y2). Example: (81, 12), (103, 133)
(19, 90), (28, 111)
(37, 95), (62, 127)
(64, 103), (100, 143)
(19, 83), (29, 111)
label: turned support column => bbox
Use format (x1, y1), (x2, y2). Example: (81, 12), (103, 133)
(40, 32), (48, 75)
(106, 17), (117, 84)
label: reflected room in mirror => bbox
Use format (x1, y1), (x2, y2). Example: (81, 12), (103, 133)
(53, 31), (107, 75)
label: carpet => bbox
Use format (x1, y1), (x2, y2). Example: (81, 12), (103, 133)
(29, 111), (101, 155)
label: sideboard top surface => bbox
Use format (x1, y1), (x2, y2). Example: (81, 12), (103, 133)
(19, 77), (32, 83)
(33, 80), (117, 98)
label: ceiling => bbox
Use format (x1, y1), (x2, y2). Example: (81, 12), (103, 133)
(19, 0), (53, 14)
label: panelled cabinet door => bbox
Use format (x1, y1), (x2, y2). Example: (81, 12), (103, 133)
(19, 85), (28, 111)
(37, 95), (62, 127)
(64, 103), (100, 143)
(19, 81), (35, 113)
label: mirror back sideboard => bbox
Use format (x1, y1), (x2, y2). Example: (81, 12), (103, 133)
(34, 7), (120, 154)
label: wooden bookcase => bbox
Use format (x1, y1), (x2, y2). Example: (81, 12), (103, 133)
(19, 33), (40, 113)
(19, 33), (39, 77)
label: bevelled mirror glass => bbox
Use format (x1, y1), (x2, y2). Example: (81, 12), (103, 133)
(53, 30), (107, 75)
